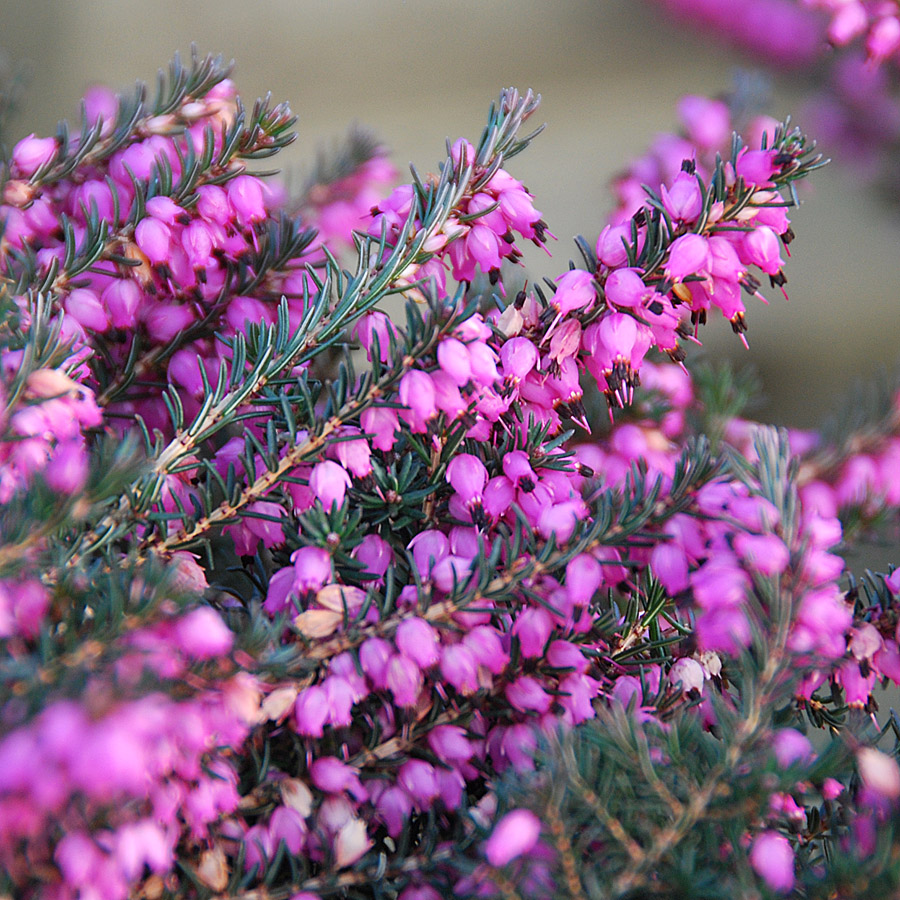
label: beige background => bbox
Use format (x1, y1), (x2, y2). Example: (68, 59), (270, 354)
(1, 0), (897, 433)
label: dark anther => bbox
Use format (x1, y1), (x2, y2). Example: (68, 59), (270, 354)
(740, 273), (761, 295)
(681, 158), (697, 174)
(577, 464), (595, 478)
(514, 290), (527, 309)
(632, 209), (647, 227)
(769, 271), (787, 288)
(782, 227), (795, 245)
(502, 231), (516, 244)
(489, 269), (501, 285)
(519, 476), (535, 493)
(648, 300), (664, 315)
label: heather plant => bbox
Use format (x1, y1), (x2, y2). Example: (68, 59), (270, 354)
(2, 44), (900, 900)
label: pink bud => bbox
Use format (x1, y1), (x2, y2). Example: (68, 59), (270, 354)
(650, 542), (689, 594)
(135, 217), (171, 265)
(664, 233), (710, 281)
(445, 453), (488, 505)
(440, 643), (480, 694)
(44, 441), (88, 493)
(399, 370), (437, 432)
(174, 607), (233, 659)
(359, 637), (393, 689)
(484, 809), (541, 867)
(512, 607), (553, 658)
(65, 288), (109, 333)
(427, 725), (473, 764)
(749, 831), (795, 893)
(551, 269), (594, 314)
(386, 654), (423, 707)
(437, 338), (473, 386)
(395, 617), (440, 668)
(500, 337), (539, 382)
(310, 460), (352, 510)
(596, 223), (631, 267)
(398, 759), (438, 807)
(505, 675), (551, 714)
(294, 685), (329, 737)
(772, 729), (814, 769)
(360, 405), (400, 451)
(12, 134), (57, 177)
(227, 175), (266, 224)
(102, 280), (143, 329)
(292, 547), (332, 592)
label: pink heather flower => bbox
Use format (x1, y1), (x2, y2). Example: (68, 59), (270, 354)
(269, 806), (307, 855)
(408, 529), (450, 576)
(375, 784), (413, 837)
(143, 303), (195, 343)
(439, 642), (480, 694)
(678, 95), (731, 149)
(352, 533), (392, 582)
(134, 217), (171, 264)
(499, 336), (539, 382)
(512, 607), (553, 658)
(650, 541), (689, 594)
(292, 546), (333, 593)
(741, 225), (784, 276)
(310, 460), (352, 510)
(750, 831), (795, 893)
(395, 617), (440, 668)
(264, 566), (296, 615)
(484, 809), (541, 867)
(551, 269), (595, 314)
(227, 175), (266, 224)
(12, 134), (57, 177)
(445, 453), (488, 506)
(596, 223), (632, 267)
(437, 338), (473, 386)
(604, 267), (648, 310)
(660, 171), (703, 221)
(772, 728), (814, 768)
(399, 759), (439, 807)
(427, 725), (473, 765)
(44, 441), (89, 494)
(386, 654), (423, 707)
(359, 637), (394, 689)
(294, 685), (330, 737)
(399, 370), (437, 432)
(330, 428), (372, 478)
(174, 607), (233, 659)
(65, 288), (109, 332)
(664, 233), (710, 282)
(505, 675), (552, 714)
(463, 625), (509, 674)
(310, 757), (367, 801)
(735, 148), (779, 187)
(360, 404), (400, 451)
(733, 532), (790, 577)
(566, 553), (602, 606)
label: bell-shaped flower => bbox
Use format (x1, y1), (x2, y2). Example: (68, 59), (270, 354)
(310, 460), (352, 510)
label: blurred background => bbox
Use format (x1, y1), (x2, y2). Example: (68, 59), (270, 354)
(1, 0), (897, 430)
